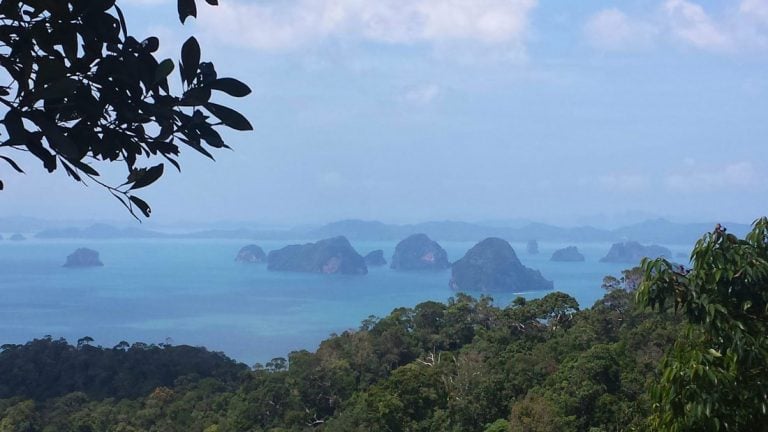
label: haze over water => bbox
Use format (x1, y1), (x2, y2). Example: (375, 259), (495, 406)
(0, 237), (690, 364)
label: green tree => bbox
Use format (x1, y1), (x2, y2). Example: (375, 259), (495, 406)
(0, 0), (251, 217)
(637, 219), (768, 431)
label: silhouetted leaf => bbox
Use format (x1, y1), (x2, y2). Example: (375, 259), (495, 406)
(114, 4), (128, 36)
(26, 138), (57, 172)
(37, 78), (79, 100)
(0, 156), (24, 173)
(129, 163), (164, 190)
(129, 195), (152, 217)
(205, 0), (218, 4)
(142, 37), (159, 53)
(71, 160), (99, 177)
(204, 102), (253, 131)
(3, 110), (27, 144)
(61, 159), (82, 181)
(181, 86), (211, 106)
(177, 0), (197, 23)
(155, 59), (175, 83)
(210, 78), (251, 97)
(181, 37), (201, 86)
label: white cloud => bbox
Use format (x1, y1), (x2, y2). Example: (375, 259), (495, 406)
(584, 8), (658, 50)
(665, 161), (763, 192)
(585, 0), (768, 53)
(663, 0), (731, 51)
(196, 0), (537, 51)
(740, 0), (768, 24)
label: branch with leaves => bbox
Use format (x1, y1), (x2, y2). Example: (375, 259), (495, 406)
(0, 0), (252, 218)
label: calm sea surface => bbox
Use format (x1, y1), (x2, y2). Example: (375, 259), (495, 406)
(0, 238), (690, 364)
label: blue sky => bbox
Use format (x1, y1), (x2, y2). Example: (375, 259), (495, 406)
(2, 0), (767, 226)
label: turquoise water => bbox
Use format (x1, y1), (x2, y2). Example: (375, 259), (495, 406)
(0, 238), (690, 365)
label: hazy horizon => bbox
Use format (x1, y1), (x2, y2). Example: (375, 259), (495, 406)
(2, 0), (766, 226)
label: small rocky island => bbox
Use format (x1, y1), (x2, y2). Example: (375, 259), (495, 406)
(450, 237), (553, 293)
(526, 239), (539, 254)
(390, 234), (450, 271)
(9, 233), (25, 241)
(235, 245), (266, 263)
(364, 250), (387, 267)
(64, 248), (104, 267)
(550, 246), (585, 262)
(600, 241), (672, 263)
(267, 236), (367, 275)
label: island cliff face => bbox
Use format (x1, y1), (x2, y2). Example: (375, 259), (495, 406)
(600, 241), (671, 263)
(450, 238), (553, 293)
(64, 248), (103, 267)
(364, 250), (387, 267)
(235, 245), (266, 263)
(267, 236), (367, 275)
(550, 246), (585, 262)
(390, 234), (450, 271)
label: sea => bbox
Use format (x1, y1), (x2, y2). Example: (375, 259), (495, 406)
(0, 237), (691, 365)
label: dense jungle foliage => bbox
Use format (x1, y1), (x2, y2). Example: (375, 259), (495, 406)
(0, 282), (680, 432)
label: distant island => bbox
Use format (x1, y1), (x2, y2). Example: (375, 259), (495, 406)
(526, 239), (539, 254)
(25, 218), (752, 244)
(551, 246), (585, 262)
(235, 245), (266, 263)
(450, 237), (553, 293)
(267, 236), (367, 275)
(364, 250), (387, 267)
(600, 241), (672, 263)
(390, 234), (450, 271)
(9, 233), (25, 241)
(64, 248), (104, 267)
(37, 223), (166, 239)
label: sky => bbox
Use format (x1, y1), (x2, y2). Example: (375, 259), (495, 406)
(2, 0), (768, 227)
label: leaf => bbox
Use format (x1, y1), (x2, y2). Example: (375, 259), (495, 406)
(3, 110), (27, 144)
(129, 163), (164, 190)
(204, 102), (253, 131)
(37, 78), (79, 100)
(0, 156), (24, 173)
(60, 159), (82, 182)
(0, 180), (3, 190)
(114, 4), (128, 36)
(129, 195), (152, 217)
(205, 0), (218, 4)
(210, 78), (251, 97)
(142, 36), (159, 53)
(181, 37), (200, 85)
(177, 0), (197, 24)
(180, 86), (211, 106)
(154, 59), (175, 83)
(71, 160), (99, 177)
(37, 119), (79, 159)
(26, 138), (57, 172)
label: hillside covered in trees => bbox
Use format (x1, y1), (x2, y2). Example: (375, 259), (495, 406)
(0, 285), (679, 431)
